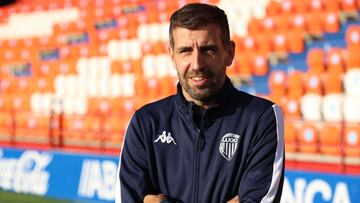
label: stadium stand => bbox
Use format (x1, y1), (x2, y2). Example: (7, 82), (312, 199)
(0, 0), (359, 175)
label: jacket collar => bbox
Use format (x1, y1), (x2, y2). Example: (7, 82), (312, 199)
(175, 77), (236, 127)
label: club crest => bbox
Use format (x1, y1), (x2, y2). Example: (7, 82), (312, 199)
(219, 133), (240, 161)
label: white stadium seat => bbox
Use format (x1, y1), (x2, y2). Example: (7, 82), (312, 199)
(344, 69), (360, 96)
(301, 93), (323, 121)
(322, 93), (343, 122)
(343, 94), (360, 122)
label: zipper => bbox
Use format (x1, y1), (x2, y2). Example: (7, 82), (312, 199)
(193, 128), (202, 203)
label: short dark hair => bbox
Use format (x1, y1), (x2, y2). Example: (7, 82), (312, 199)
(169, 3), (230, 48)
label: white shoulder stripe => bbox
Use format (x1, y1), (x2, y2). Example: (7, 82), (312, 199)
(115, 113), (135, 203)
(260, 104), (285, 203)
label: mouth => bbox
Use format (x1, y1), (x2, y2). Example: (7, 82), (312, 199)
(189, 75), (209, 87)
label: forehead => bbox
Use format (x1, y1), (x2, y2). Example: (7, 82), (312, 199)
(172, 24), (223, 47)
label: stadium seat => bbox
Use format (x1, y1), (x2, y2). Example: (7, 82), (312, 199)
(102, 115), (128, 149)
(326, 48), (345, 74)
(322, 71), (343, 94)
(287, 29), (305, 53)
(323, 0), (341, 12)
(319, 122), (342, 155)
(301, 93), (323, 121)
(343, 124), (360, 157)
(268, 70), (287, 97)
(252, 54), (269, 76)
(344, 47), (360, 69)
(14, 112), (50, 145)
(306, 48), (325, 74)
(272, 32), (288, 54)
(284, 121), (298, 153)
(344, 69), (360, 96)
(284, 98), (302, 119)
(339, 0), (359, 13)
(289, 13), (307, 35)
(323, 10), (340, 33)
(287, 70), (304, 99)
(343, 94), (360, 122)
(303, 73), (322, 94)
(305, 10), (323, 35)
(322, 93), (343, 122)
(298, 122), (319, 153)
(345, 25), (360, 50)
(62, 115), (101, 147)
(0, 111), (13, 141)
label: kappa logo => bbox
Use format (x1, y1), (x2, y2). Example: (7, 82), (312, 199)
(219, 133), (240, 161)
(154, 131), (177, 145)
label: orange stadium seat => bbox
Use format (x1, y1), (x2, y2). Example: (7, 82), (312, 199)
(324, 0), (341, 12)
(339, 0), (359, 12)
(247, 18), (263, 37)
(252, 54), (269, 76)
(261, 16), (276, 33)
(293, 0), (309, 14)
(254, 34), (272, 57)
(234, 51), (253, 76)
(62, 115), (101, 147)
(283, 98), (302, 119)
(298, 122), (319, 153)
(345, 25), (360, 50)
(323, 71), (343, 94)
(272, 33), (288, 54)
(305, 10), (324, 35)
(290, 13), (307, 35)
(284, 121), (298, 153)
(0, 95), (13, 113)
(102, 115), (127, 149)
(344, 47), (360, 69)
(304, 72), (323, 94)
(323, 11), (340, 33)
(319, 123), (342, 155)
(287, 70), (304, 99)
(326, 48), (345, 74)
(0, 112), (14, 140)
(14, 112), (50, 145)
(287, 29), (305, 53)
(266, 0), (281, 17)
(343, 124), (360, 157)
(307, 48), (325, 74)
(268, 70), (287, 97)
(12, 95), (31, 112)
(11, 77), (31, 94)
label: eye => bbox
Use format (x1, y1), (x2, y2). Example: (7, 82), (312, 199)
(202, 47), (217, 55)
(178, 47), (192, 54)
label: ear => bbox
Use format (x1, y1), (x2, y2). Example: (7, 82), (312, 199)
(168, 43), (174, 57)
(168, 44), (176, 69)
(225, 41), (235, 66)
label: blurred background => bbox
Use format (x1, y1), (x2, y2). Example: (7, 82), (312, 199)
(0, 0), (359, 202)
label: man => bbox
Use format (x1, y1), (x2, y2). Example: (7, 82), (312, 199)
(116, 3), (284, 203)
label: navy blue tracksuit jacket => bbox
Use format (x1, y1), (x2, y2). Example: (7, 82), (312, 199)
(117, 78), (285, 203)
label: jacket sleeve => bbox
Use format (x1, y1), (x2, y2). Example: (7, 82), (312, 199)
(238, 104), (285, 203)
(116, 112), (159, 203)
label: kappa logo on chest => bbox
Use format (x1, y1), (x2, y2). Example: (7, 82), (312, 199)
(219, 133), (240, 161)
(154, 131), (177, 145)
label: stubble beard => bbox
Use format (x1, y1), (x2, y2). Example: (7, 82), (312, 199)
(178, 69), (222, 103)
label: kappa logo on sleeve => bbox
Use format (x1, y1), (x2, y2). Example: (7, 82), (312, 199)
(219, 133), (240, 161)
(154, 131), (177, 145)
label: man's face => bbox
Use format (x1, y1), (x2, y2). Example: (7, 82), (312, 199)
(169, 24), (234, 105)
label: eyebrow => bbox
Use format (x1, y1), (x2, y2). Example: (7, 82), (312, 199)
(176, 44), (218, 53)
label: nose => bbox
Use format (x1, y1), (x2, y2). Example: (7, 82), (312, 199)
(192, 48), (204, 70)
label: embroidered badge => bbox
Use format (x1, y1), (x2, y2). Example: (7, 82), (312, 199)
(219, 133), (240, 161)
